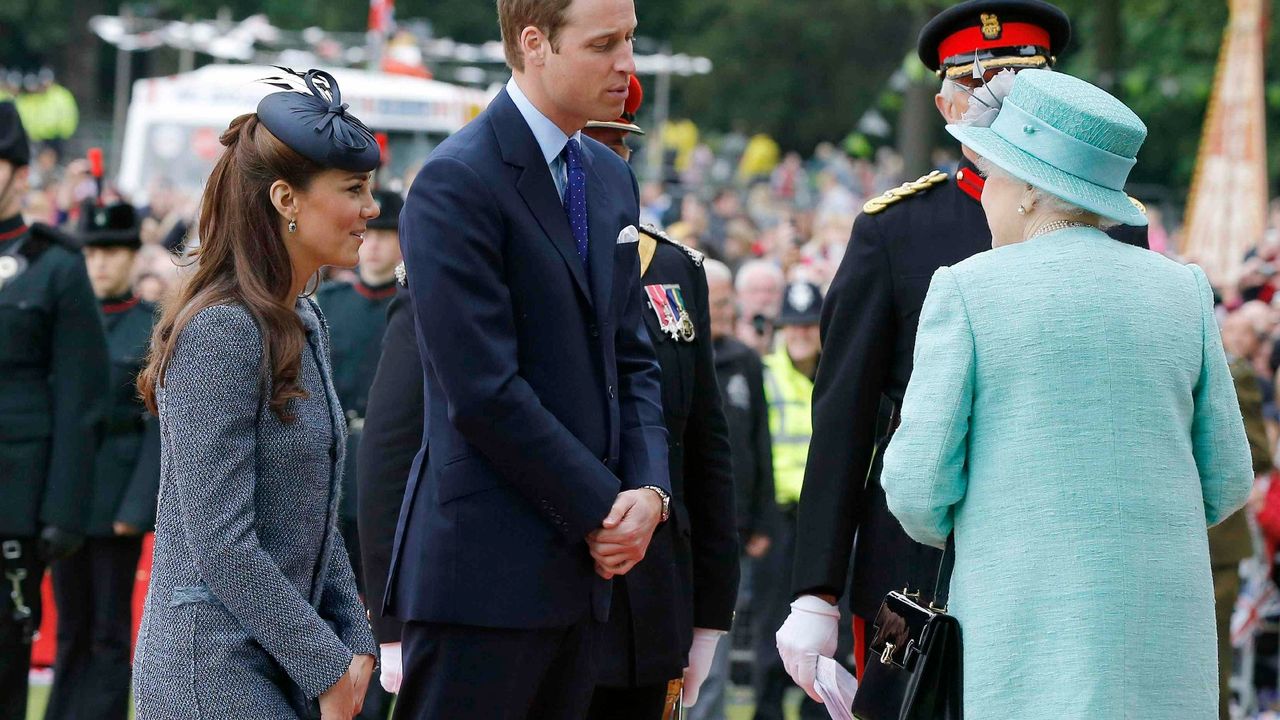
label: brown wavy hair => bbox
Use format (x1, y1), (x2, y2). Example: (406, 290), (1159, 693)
(138, 113), (325, 423)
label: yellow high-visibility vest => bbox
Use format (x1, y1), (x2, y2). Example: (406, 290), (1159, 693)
(763, 345), (814, 506)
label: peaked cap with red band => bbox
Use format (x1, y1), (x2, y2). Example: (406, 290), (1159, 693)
(917, 0), (1070, 80)
(585, 74), (645, 135)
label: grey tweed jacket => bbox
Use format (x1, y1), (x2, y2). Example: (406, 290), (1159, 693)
(133, 299), (376, 719)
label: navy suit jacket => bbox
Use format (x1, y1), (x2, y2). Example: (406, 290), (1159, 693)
(386, 89), (670, 629)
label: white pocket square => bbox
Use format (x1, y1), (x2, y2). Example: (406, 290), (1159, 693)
(616, 225), (639, 244)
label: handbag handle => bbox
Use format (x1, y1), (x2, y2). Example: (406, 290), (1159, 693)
(929, 534), (955, 612)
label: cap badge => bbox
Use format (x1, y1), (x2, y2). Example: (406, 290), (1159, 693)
(788, 283), (815, 314)
(980, 13), (1002, 41)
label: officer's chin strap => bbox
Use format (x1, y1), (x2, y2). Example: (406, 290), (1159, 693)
(0, 169), (18, 221)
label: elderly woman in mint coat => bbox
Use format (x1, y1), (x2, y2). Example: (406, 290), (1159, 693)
(881, 69), (1253, 719)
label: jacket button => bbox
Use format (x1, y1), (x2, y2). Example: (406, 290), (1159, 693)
(608, 385), (615, 399)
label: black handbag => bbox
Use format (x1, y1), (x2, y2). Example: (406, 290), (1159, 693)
(851, 535), (963, 720)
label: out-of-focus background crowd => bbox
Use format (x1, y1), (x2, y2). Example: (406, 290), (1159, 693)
(8, 0), (1280, 718)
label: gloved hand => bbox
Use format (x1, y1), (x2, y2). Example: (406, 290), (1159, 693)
(681, 628), (724, 706)
(379, 642), (402, 694)
(776, 594), (840, 703)
(39, 526), (84, 563)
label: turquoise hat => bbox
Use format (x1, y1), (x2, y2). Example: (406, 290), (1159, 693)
(947, 69), (1148, 226)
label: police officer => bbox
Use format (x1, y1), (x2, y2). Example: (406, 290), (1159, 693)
(315, 187), (404, 720)
(0, 102), (108, 720)
(774, 0), (1152, 699)
(583, 75), (739, 720)
(45, 199), (159, 720)
(756, 281), (826, 720)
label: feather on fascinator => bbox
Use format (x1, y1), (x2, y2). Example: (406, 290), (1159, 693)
(256, 67), (380, 172)
(958, 68), (1018, 129)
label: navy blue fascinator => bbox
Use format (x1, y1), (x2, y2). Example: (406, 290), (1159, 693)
(256, 67), (380, 172)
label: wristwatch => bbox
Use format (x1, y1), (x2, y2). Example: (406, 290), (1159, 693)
(639, 485), (671, 523)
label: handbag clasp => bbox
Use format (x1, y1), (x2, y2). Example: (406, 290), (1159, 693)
(880, 642), (895, 665)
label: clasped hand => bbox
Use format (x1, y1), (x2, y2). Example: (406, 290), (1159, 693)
(586, 488), (663, 579)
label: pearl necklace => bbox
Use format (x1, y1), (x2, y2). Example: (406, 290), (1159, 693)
(1028, 220), (1093, 240)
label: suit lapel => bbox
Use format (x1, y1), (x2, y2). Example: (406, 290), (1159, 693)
(580, 143), (615, 321)
(491, 90), (592, 305)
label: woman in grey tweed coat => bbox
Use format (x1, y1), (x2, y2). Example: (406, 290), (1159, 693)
(133, 70), (382, 719)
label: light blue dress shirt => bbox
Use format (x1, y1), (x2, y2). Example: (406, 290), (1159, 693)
(506, 77), (582, 201)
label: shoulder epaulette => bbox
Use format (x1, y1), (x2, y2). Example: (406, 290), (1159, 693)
(394, 261), (407, 287)
(640, 224), (704, 267)
(862, 170), (949, 215)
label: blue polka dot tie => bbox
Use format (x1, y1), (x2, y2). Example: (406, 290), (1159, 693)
(562, 138), (589, 269)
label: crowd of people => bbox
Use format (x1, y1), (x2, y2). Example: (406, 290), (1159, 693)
(3, 0), (1280, 719)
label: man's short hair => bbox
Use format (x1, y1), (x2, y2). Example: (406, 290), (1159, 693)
(703, 258), (733, 286)
(497, 0), (575, 73)
(734, 259), (784, 294)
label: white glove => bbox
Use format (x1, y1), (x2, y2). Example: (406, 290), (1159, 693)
(379, 642), (402, 694)
(776, 595), (840, 703)
(681, 628), (724, 707)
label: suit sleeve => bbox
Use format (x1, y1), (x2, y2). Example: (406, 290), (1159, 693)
(613, 258), (671, 495)
(114, 415), (160, 530)
(164, 306), (352, 699)
(356, 290), (421, 644)
(880, 268), (974, 549)
(681, 267), (739, 629)
(401, 155), (620, 541)
(791, 212), (895, 597)
(41, 252), (110, 532)
(1188, 265), (1254, 526)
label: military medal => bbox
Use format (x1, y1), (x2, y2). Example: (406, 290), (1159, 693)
(666, 286), (696, 342)
(645, 284), (681, 340)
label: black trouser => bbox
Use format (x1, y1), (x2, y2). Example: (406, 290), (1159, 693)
(394, 618), (597, 720)
(341, 518), (394, 720)
(44, 535), (143, 720)
(585, 682), (669, 720)
(751, 508), (829, 720)
(0, 537), (43, 720)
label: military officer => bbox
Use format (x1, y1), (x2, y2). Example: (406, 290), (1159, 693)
(45, 199), (159, 720)
(315, 187), (404, 720)
(775, 0), (1157, 700)
(0, 102), (109, 720)
(354, 275), (420, 697)
(582, 76), (739, 720)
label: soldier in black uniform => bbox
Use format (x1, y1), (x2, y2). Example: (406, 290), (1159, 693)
(778, 0), (1153, 698)
(315, 187), (403, 720)
(0, 102), (109, 720)
(581, 75), (739, 720)
(354, 276), (419, 695)
(46, 199), (159, 720)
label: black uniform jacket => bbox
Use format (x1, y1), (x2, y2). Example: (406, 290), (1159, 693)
(596, 228), (739, 687)
(317, 278), (397, 524)
(0, 216), (109, 537)
(355, 285), (421, 644)
(793, 161), (1150, 618)
(712, 335), (777, 544)
(86, 294), (160, 535)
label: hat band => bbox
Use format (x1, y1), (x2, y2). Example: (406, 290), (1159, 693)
(991, 99), (1135, 192)
(937, 22), (1051, 68)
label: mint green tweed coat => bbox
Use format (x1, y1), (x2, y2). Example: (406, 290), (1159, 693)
(881, 228), (1252, 719)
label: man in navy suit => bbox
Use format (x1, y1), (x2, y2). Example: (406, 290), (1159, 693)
(387, 0), (671, 717)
